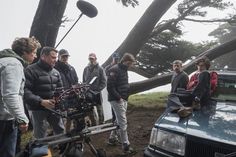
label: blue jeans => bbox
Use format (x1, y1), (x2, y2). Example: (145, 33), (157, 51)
(0, 120), (18, 157)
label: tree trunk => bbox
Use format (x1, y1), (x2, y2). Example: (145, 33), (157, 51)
(30, 0), (68, 49)
(102, 0), (177, 68)
(129, 38), (236, 95)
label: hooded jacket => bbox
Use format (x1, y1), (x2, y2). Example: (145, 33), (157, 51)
(0, 49), (29, 123)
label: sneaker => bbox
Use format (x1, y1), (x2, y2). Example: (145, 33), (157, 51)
(192, 101), (201, 110)
(123, 144), (137, 155)
(177, 107), (193, 118)
(107, 138), (121, 146)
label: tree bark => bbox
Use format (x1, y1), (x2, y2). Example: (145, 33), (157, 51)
(129, 38), (236, 94)
(102, 0), (177, 68)
(30, 0), (68, 49)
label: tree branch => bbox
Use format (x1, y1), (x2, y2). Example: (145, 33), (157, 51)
(183, 17), (236, 23)
(102, 0), (177, 68)
(129, 38), (236, 94)
(129, 66), (154, 78)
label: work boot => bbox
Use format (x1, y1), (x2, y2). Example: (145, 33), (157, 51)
(107, 138), (121, 146)
(192, 101), (201, 110)
(177, 107), (193, 118)
(123, 143), (137, 155)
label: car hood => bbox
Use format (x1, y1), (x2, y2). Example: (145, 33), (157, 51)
(156, 101), (236, 146)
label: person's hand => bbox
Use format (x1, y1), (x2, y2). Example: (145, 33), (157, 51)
(41, 99), (55, 109)
(118, 98), (123, 103)
(19, 123), (28, 133)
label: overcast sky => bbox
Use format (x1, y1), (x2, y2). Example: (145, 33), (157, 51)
(0, 0), (232, 92)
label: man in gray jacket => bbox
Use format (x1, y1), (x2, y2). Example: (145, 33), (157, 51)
(170, 60), (189, 93)
(83, 53), (106, 125)
(0, 37), (41, 157)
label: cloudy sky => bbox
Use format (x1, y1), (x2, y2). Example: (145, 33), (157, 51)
(0, 0), (231, 92)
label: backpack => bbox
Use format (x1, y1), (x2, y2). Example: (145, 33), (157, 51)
(187, 71), (218, 95)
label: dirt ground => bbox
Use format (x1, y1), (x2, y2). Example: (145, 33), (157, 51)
(83, 107), (165, 157)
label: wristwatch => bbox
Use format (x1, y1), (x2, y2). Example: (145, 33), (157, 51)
(194, 96), (200, 102)
(17, 119), (27, 125)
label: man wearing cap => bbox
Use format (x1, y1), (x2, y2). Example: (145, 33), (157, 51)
(104, 52), (120, 75)
(170, 60), (189, 93)
(83, 53), (106, 125)
(55, 49), (78, 89)
(105, 52), (121, 146)
(55, 49), (78, 131)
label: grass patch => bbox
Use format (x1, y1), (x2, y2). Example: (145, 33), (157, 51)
(128, 92), (169, 109)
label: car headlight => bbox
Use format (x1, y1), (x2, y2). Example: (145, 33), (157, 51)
(149, 128), (186, 156)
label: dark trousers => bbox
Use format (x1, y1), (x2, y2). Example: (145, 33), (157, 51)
(0, 120), (18, 157)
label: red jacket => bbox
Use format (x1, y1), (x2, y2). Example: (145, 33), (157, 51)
(187, 71), (218, 94)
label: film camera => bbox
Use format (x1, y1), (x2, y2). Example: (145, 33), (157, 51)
(17, 83), (116, 157)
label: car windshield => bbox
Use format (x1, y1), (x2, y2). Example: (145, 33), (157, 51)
(212, 74), (236, 102)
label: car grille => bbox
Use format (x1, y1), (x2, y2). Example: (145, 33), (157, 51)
(185, 137), (235, 157)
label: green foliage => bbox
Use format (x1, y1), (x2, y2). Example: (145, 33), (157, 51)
(129, 92), (169, 108)
(209, 23), (236, 69)
(135, 0), (233, 77)
(136, 31), (216, 75)
(116, 0), (139, 7)
(209, 23), (236, 43)
(177, 0), (233, 17)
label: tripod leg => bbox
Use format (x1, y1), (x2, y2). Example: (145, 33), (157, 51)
(84, 137), (98, 156)
(84, 137), (106, 157)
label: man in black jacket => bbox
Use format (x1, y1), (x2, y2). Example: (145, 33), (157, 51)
(55, 49), (78, 131)
(107, 53), (136, 155)
(55, 49), (78, 89)
(24, 47), (65, 139)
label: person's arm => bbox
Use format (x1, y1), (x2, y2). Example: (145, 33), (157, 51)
(56, 71), (63, 88)
(24, 67), (43, 107)
(181, 73), (189, 90)
(210, 71), (218, 94)
(1, 63), (29, 124)
(82, 67), (86, 83)
(107, 69), (121, 100)
(72, 67), (79, 83)
(192, 71), (210, 99)
(187, 73), (197, 90)
(98, 67), (107, 91)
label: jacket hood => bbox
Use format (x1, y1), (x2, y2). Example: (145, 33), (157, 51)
(0, 49), (27, 66)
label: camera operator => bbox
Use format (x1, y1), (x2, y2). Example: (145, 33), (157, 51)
(0, 37), (40, 157)
(107, 53), (136, 155)
(24, 47), (65, 139)
(55, 49), (78, 131)
(83, 53), (106, 126)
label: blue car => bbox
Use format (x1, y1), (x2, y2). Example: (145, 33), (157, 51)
(144, 70), (236, 157)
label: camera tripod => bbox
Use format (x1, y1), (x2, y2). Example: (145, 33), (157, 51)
(17, 122), (117, 157)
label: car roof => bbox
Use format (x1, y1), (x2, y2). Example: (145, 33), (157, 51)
(211, 70), (236, 76)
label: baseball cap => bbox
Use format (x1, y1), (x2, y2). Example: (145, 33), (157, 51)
(58, 49), (70, 56)
(88, 53), (97, 59)
(112, 52), (120, 59)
